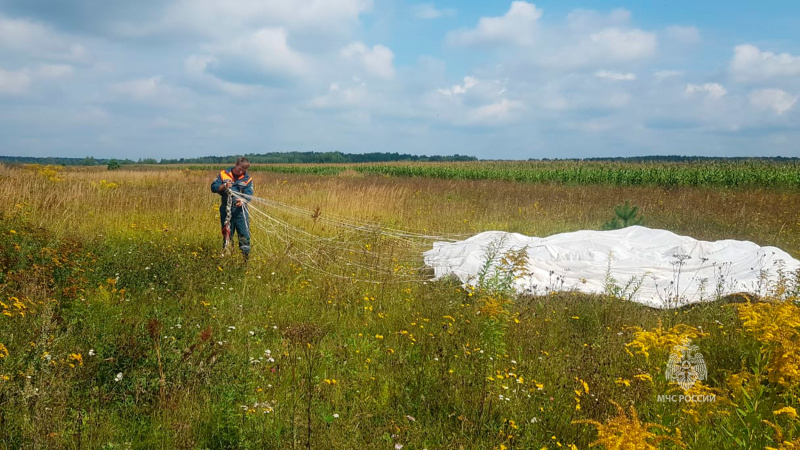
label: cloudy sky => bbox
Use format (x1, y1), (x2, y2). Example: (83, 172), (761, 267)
(1, 1), (799, 160)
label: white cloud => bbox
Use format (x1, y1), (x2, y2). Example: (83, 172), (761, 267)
(654, 70), (683, 81)
(0, 14), (56, 52)
(138, 0), (373, 38)
(62, 44), (89, 62)
(153, 117), (189, 130)
(588, 28), (657, 61)
(5, 3), (800, 159)
(427, 75), (520, 125)
(444, 7), (655, 71)
(184, 55), (255, 96)
(0, 64), (73, 96)
(111, 77), (190, 108)
(216, 28), (308, 77)
(731, 44), (800, 82)
(595, 70), (636, 81)
(184, 55), (214, 75)
(749, 88), (797, 115)
(0, 14), (89, 62)
(310, 79), (368, 108)
(685, 83), (727, 99)
(203, 114), (227, 124)
(340, 42), (395, 80)
(413, 3), (456, 20)
(35, 64), (74, 79)
(437, 76), (478, 97)
(539, 27), (656, 69)
(433, 76), (511, 108)
(566, 8), (631, 31)
(531, 77), (633, 112)
(446, 1), (542, 47)
(665, 25), (700, 45)
(74, 108), (110, 125)
(466, 98), (524, 124)
(0, 67), (31, 95)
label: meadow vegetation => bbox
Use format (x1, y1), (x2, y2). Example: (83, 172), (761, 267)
(1, 162), (799, 449)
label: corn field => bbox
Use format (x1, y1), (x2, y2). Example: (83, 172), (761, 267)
(181, 160), (800, 189)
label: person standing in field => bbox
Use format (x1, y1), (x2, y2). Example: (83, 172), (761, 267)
(211, 157), (254, 261)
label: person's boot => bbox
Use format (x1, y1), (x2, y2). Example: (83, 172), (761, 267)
(243, 252), (249, 264)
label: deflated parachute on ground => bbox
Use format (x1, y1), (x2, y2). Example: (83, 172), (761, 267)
(423, 226), (800, 308)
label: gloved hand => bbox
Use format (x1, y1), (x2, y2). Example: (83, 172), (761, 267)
(219, 180), (233, 193)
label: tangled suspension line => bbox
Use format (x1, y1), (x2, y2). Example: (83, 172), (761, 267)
(221, 187), (233, 256)
(227, 191), (470, 284)
(231, 191), (470, 243)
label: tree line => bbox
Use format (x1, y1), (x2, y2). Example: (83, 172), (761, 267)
(0, 152), (477, 166)
(3, 153), (798, 166)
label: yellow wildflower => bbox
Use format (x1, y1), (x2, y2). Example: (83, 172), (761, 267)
(737, 300), (800, 388)
(764, 420), (800, 450)
(634, 374), (654, 383)
(69, 353), (83, 366)
(574, 401), (686, 449)
(671, 382), (731, 424)
(478, 296), (512, 320)
(625, 319), (707, 360)
(615, 377), (631, 387)
(773, 407), (798, 419)
(738, 301), (800, 342)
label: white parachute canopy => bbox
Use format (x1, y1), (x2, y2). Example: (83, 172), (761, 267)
(423, 226), (800, 308)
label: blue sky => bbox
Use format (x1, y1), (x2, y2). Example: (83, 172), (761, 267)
(1, 0), (799, 160)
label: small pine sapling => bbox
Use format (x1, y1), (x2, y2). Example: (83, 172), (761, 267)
(602, 200), (644, 230)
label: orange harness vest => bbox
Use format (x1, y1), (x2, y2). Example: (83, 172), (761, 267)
(219, 169), (252, 185)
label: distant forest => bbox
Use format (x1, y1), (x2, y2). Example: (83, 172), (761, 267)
(0, 151), (477, 166)
(1, 152), (798, 166)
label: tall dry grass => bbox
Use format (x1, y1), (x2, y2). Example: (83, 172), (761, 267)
(2, 164), (798, 253)
(1, 164), (799, 448)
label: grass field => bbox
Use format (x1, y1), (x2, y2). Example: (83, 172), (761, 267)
(1, 162), (799, 449)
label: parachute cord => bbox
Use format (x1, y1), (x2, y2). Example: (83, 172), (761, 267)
(222, 187), (233, 256)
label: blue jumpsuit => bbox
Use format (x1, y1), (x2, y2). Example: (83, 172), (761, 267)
(211, 168), (254, 255)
